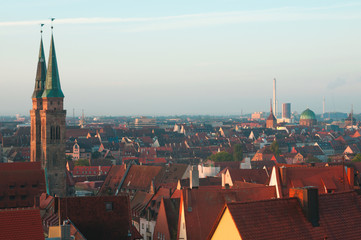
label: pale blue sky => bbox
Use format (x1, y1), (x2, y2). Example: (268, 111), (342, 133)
(1, 1), (361, 116)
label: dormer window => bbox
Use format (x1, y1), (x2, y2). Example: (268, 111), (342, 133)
(105, 202), (113, 211)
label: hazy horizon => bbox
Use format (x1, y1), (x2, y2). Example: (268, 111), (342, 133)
(1, 1), (361, 116)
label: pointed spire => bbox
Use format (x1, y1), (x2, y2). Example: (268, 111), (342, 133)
(42, 31), (64, 98)
(32, 33), (47, 99)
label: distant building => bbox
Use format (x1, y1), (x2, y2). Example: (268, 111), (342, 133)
(132, 117), (157, 129)
(282, 103), (291, 119)
(266, 106), (277, 129)
(299, 108), (317, 127)
(251, 112), (264, 120)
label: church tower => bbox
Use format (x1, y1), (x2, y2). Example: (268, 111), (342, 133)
(266, 101), (277, 129)
(30, 32), (46, 163)
(31, 26), (67, 197)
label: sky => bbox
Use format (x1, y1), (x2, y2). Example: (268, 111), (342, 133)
(1, 0), (361, 116)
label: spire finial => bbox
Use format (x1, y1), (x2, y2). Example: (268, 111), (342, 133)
(40, 23), (44, 35)
(270, 99), (273, 113)
(50, 18), (55, 31)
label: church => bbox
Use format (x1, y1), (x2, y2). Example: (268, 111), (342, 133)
(30, 27), (67, 197)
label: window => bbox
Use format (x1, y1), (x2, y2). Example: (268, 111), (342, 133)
(56, 126), (60, 140)
(9, 196), (15, 200)
(142, 223), (144, 229)
(20, 184), (26, 188)
(105, 202), (113, 211)
(9, 185), (15, 189)
(21, 195), (27, 200)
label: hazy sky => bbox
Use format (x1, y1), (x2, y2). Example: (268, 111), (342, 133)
(1, 0), (361, 116)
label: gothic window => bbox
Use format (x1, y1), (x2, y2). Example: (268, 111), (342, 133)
(50, 126), (55, 140)
(56, 126), (60, 140)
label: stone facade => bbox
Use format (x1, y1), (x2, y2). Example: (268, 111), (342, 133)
(30, 34), (67, 197)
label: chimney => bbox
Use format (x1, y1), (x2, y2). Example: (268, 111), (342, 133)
(185, 188), (192, 212)
(347, 167), (354, 187)
(33, 196), (40, 208)
(61, 222), (71, 240)
(149, 179), (155, 195)
(221, 172), (225, 188)
(189, 166), (199, 189)
(290, 187), (319, 227)
(279, 166), (287, 187)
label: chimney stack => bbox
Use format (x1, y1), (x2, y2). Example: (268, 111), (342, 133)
(347, 167), (354, 187)
(290, 187), (319, 227)
(279, 166), (287, 187)
(189, 165), (199, 189)
(273, 78), (277, 117)
(221, 172), (225, 188)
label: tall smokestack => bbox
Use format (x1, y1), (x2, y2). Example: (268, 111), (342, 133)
(273, 78), (276, 117)
(323, 97), (325, 115)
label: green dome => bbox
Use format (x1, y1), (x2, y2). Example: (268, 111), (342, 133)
(300, 108), (316, 120)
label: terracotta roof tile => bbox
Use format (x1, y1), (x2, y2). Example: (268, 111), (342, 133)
(0, 208), (44, 240)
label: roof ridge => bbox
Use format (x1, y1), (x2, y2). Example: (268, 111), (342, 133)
(227, 196), (297, 206)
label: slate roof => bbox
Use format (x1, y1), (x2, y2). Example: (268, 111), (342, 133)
(0, 208), (44, 240)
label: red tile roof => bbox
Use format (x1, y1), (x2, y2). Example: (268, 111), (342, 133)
(210, 191), (361, 240)
(0, 208), (44, 240)
(98, 165), (127, 195)
(227, 168), (269, 185)
(58, 195), (132, 240)
(181, 186), (277, 240)
(121, 165), (163, 191)
(0, 162), (46, 209)
(276, 165), (352, 197)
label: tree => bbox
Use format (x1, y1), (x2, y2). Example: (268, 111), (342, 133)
(233, 144), (243, 161)
(91, 151), (101, 159)
(74, 158), (90, 166)
(209, 151), (233, 162)
(352, 153), (361, 162)
(305, 154), (322, 163)
(270, 141), (281, 156)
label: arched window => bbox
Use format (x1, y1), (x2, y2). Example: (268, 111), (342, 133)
(56, 126), (60, 140)
(50, 126), (55, 140)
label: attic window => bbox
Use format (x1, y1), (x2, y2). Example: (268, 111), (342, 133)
(105, 202), (113, 211)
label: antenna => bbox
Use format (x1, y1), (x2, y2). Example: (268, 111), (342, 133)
(351, 104), (354, 128)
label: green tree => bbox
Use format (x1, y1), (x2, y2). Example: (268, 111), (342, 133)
(270, 141), (281, 156)
(233, 144), (243, 161)
(74, 158), (90, 166)
(209, 151), (233, 162)
(91, 151), (101, 159)
(305, 154), (322, 163)
(352, 153), (361, 162)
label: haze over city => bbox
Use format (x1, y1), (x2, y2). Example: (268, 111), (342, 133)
(1, 0), (361, 116)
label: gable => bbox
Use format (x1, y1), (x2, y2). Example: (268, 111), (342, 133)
(211, 208), (241, 240)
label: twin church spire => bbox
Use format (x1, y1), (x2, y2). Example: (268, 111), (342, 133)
(32, 29), (64, 100)
(30, 25), (67, 197)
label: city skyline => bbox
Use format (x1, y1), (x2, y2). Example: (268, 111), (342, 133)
(1, 1), (361, 115)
